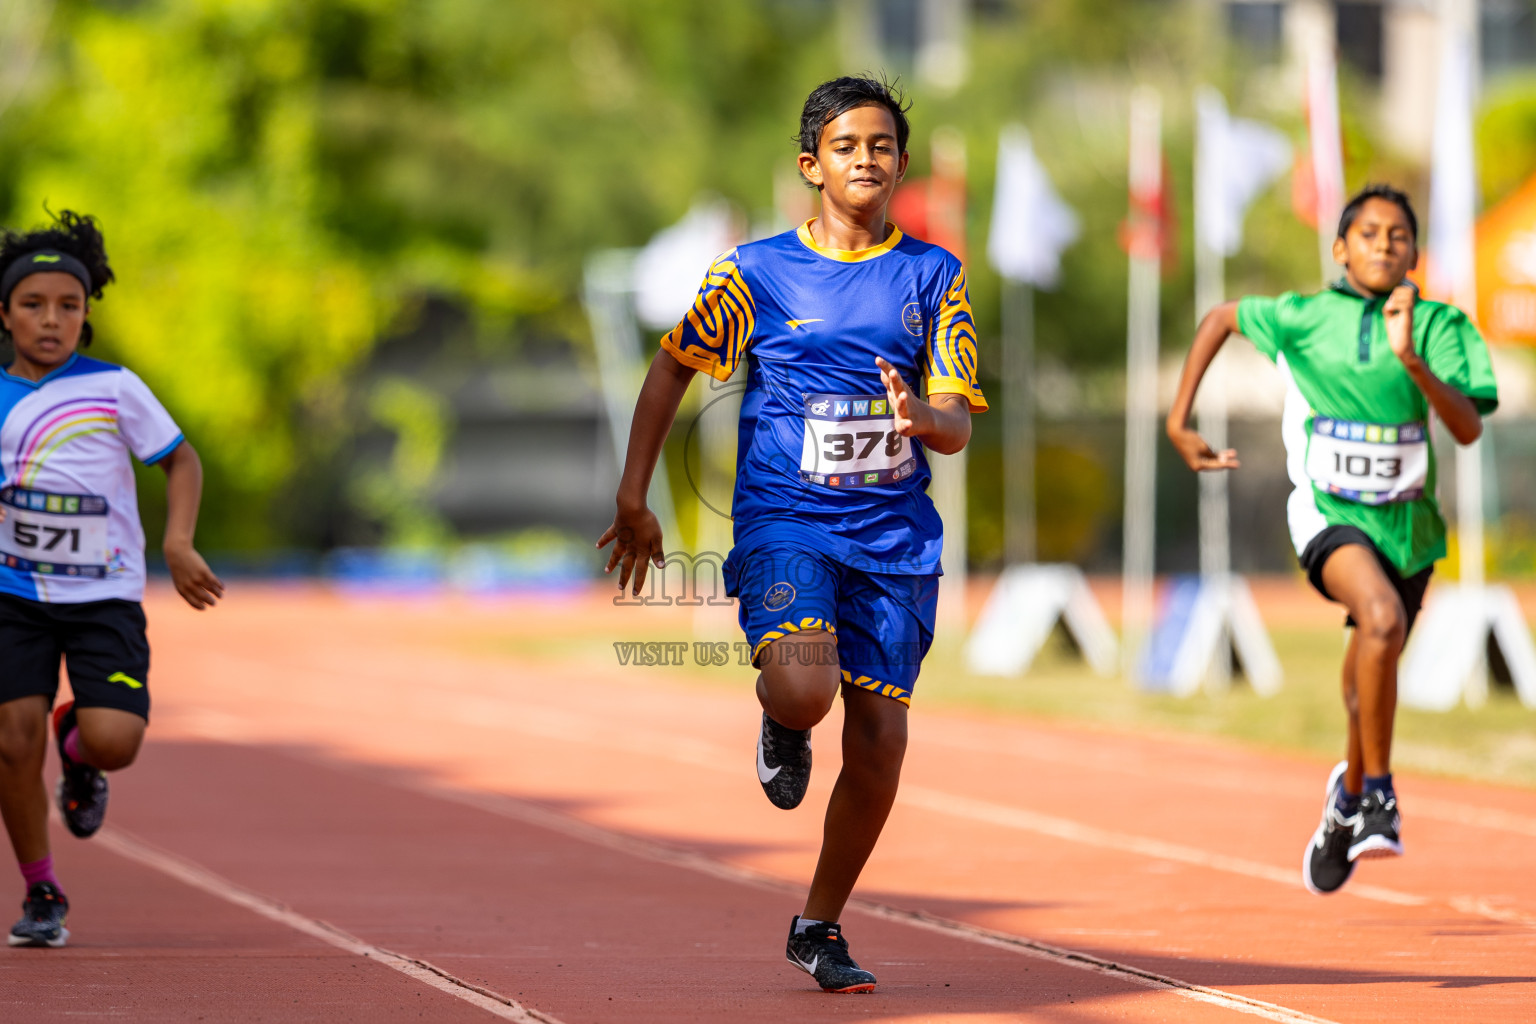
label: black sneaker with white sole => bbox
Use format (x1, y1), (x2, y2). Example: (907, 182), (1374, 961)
(1349, 788), (1403, 861)
(757, 712), (811, 810)
(1302, 760), (1358, 895)
(8, 882), (69, 948)
(785, 916), (877, 993)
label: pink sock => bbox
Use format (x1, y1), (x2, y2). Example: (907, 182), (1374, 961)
(63, 728), (82, 764)
(19, 855), (59, 891)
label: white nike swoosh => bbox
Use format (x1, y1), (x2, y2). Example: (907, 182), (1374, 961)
(790, 951), (818, 974)
(757, 731), (781, 785)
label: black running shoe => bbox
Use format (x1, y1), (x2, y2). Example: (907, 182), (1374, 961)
(1349, 786), (1403, 861)
(785, 916), (877, 993)
(757, 712), (811, 810)
(8, 882), (69, 948)
(1302, 761), (1358, 895)
(53, 701), (109, 839)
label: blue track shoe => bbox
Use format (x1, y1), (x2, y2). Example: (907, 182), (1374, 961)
(8, 882), (69, 948)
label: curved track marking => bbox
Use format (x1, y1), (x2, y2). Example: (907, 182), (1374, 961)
(898, 785), (1428, 907)
(857, 905), (1343, 1024)
(359, 766), (1343, 1024)
(90, 825), (562, 1024)
(915, 731), (1536, 840)
(381, 703), (1521, 919)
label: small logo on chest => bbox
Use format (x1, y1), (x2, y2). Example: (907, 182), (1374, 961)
(786, 319), (825, 330)
(901, 303), (923, 337)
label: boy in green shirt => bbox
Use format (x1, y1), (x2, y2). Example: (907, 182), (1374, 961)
(1166, 185), (1498, 895)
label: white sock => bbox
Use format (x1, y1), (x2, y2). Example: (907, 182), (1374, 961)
(794, 917), (829, 935)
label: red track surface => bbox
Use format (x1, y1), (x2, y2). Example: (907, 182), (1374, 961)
(3, 583), (1534, 1022)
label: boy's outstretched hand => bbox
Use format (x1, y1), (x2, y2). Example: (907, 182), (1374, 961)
(165, 542), (224, 610)
(597, 504), (665, 597)
(876, 356), (931, 437)
(1168, 425), (1241, 472)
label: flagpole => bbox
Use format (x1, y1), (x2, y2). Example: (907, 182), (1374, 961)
(1003, 278), (1036, 565)
(1194, 89), (1231, 689)
(1442, 0), (1487, 698)
(1122, 87), (1162, 682)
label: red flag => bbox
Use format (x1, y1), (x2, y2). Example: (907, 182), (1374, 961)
(1118, 155), (1178, 269)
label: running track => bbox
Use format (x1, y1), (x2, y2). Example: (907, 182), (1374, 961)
(2, 583), (1533, 1022)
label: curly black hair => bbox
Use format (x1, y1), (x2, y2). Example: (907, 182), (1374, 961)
(0, 209), (115, 347)
(797, 74), (912, 174)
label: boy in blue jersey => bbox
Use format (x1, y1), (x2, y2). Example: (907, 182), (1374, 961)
(598, 76), (985, 993)
(0, 211), (223, 947)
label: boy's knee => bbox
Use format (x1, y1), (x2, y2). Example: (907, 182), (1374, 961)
(769, 684), (837, 731)
(0, 719), (44, 770)
(80, 732), (142, 771)
(761, 669), (839, 730)
(1357, 598), (1406, 648)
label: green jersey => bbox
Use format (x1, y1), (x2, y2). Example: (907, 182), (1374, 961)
(1237, 282), (1499, 576)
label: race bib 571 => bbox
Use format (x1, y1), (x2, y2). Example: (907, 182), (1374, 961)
(0, 486), (111, 577)
(1305, 418), (1428, 505)
(799, 393), (917, 488)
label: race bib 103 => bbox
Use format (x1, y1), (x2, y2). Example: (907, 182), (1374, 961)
(0, 486), (111, 577)
(799, 393), (917, 488)
(1305, 418), (1428, 505)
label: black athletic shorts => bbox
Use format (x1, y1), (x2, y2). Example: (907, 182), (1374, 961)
(0, 593), (151, 719)
(1297, 524), (1433, 636)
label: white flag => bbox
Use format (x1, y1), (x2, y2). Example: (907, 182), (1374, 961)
(1429, 27), (1477, 311)
(987, 126), (1079, 288)
(1196, 87), (1292, 258)
(634, 197), (738, 330)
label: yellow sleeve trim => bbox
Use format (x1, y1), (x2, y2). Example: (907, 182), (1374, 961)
(661, 331), (734, 382)
(926, 377), (988, 412)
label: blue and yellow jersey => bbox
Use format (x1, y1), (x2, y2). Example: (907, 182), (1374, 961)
(662, 220), (986, 575)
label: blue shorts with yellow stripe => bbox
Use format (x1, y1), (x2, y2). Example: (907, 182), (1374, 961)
(723, 540), (938, 706)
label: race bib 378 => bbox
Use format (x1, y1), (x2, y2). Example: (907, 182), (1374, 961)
(799, 393), (917, 488)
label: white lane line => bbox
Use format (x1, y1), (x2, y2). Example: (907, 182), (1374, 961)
(91, 826), (562, 1024)
(407, 704), (1433, 908)
(918, 728), (1536, 841)
(172, 708), (1524, 926)
(899, 786), (1427, 908)
(858, 904), (1343, 1024)
(384, 773), (1341, 1024)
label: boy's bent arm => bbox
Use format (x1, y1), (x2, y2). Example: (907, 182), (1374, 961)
(1383, 286), (1483, 444)
(158, 441), (224, 609)
(919, 393), (972, 454)
(875, 356), (972, 455)
(1166, 300), (1242, 472)
(597, 348), (698, 595)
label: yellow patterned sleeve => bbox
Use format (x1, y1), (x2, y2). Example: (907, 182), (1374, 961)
(659, 249), (756, 382)
(923, 268), (988, 412)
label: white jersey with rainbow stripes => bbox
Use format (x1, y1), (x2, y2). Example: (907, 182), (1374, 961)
(0, 354), (182, 603)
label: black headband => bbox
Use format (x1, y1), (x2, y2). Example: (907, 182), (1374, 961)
(0, 250), (93, 305)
